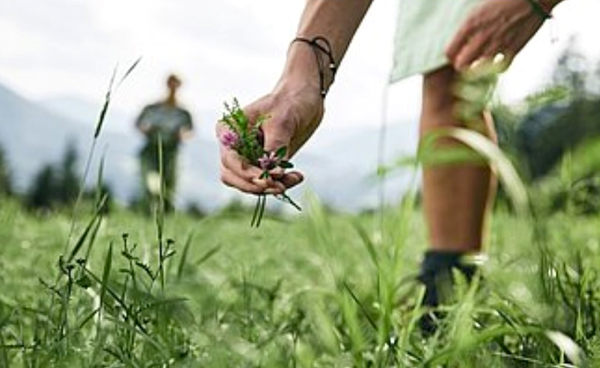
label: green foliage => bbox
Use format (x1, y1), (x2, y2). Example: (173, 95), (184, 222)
(26, 163), (60, 210)
(0, 143), (12, 196)
(58, 142), (80, 204)
(497, 41), (600, 185)
(26, 142), (81, 211)
(516, 98), (600, 180)
(221, 99), (267, 165)
(1, 199), (599, 367)
(531, 138), (600, 215)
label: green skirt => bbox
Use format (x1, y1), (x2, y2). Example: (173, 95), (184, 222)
(390, 0), (485, 83)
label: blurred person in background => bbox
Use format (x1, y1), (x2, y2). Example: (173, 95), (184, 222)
(136, 74), (194, 212)
(217, 0), (565, 333)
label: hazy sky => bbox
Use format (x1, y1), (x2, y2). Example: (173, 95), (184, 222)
(0, 0), (598, 135)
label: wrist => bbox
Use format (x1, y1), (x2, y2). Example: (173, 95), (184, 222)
(278, 43), (321, 91)
(278, 37), (337, 98)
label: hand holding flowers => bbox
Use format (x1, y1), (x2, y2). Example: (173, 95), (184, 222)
(218, 99), (301, 227)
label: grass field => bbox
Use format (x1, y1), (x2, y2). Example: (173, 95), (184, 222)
(1, 191), (599, 367)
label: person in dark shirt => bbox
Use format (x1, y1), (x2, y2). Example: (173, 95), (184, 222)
(136, 74), (194, 212)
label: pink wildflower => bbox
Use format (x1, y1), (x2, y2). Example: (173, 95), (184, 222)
(258, 151), (278, 171)
(220, 130), (239, 150)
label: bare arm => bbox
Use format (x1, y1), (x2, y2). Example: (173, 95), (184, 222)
(279, 0), (374, 95)
(217, 0), (373, 195)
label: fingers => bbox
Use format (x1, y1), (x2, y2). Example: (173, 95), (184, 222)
(277, 171), (304, 189)
(220, 155), (288, 195)
(220, 146), (262, 180)
(454, 33), (490, 71)
(219, 148), (266, 194)
(218, 124), (301, 195)
(220, 166), (265, 194)
(447, 0), (545, 72)
(446, 19), (474, 65)
(448, 30), (513, 71)
(220, 163), (302, 195)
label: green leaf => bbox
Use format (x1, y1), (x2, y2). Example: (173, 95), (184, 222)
(275, 146), (287, 159)
(177, 232), (194, 280)
(279, 160), (293, 169)
(99, 243), (113, 311)
(76, 274), (93, 289)
(194, 245), (222, 267)
(276, 193), (302, 212)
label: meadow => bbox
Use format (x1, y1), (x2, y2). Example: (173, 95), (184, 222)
(1, 56), (599, 368)
(1, 188), (599, 367)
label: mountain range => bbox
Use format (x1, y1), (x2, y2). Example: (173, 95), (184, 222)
(0, 81), (418, 212)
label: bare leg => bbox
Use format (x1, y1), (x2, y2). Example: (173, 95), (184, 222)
(420, 66), (497, 253)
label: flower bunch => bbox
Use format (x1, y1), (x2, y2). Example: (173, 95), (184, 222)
(220, 99), (301, 227)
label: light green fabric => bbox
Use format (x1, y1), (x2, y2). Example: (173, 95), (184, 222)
(390, 0), (485, 83)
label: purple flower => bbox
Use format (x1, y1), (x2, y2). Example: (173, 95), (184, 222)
(258, 151), (279, 171)
(220, 130), (239, 150)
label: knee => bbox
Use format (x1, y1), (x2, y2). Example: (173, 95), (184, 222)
(421, 67), (496, 139)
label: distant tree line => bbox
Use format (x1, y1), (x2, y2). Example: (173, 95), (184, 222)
(0, 144), (12, 196)
(0, 139), (112, 213)
(26, 141), (82, 210)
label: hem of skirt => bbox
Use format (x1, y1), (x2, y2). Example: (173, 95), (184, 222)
(388, 58), (448, 84)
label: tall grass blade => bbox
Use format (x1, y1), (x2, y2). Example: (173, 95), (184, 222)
(343, 282), (377, 331)
(117, 57), (142, 89)
(352, 221), (379, 269)
(67, 194), (107, 263)
(98, 243), (113, 316)
(194, 245), (222, 267)
(95, 152), (106, 209)
(94, 67), (117, 139)
(176, 232), (194, 280)
(156, 134), (166, 290)
(104, 316), (170, 360)
(0, 332), (9, 368)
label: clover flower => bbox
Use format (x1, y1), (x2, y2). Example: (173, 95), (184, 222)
(220, 129), (239, 150)
(258, 151), (279, 171)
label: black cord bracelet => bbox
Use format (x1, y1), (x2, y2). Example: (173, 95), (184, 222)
(525, 0), (553, 20)
(291, 36), (338, 98)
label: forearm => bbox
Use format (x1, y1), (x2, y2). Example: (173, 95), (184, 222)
(276, 0), (374, 93)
